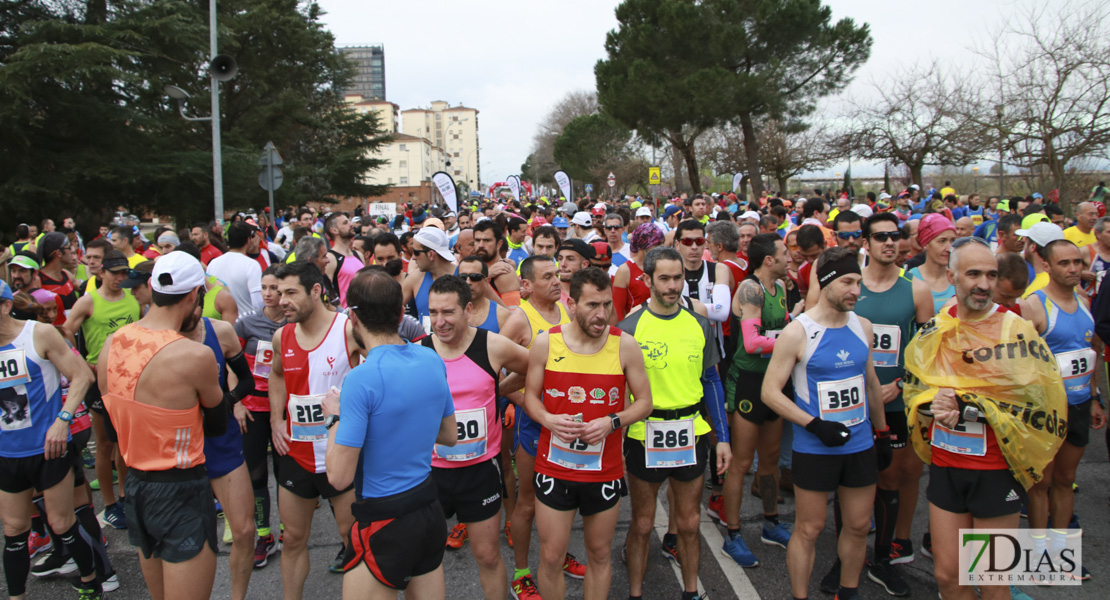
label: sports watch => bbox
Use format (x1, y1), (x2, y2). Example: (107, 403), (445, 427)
(57, 410), (73, 423)
(608, 413), (621, 431)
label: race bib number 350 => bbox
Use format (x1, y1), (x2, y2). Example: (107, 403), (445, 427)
(435, 408), (487, 462)
(817, 375), (867, 427)
(289, 394), (326, 442)
(645, 418), (696, 468)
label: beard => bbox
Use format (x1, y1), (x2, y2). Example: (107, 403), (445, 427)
(180, 310), (201, 334)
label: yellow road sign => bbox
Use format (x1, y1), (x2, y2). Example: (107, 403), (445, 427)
(648, 167), (661, 185)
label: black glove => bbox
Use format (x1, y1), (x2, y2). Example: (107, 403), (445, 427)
(874, 427), (893, 471)
(805, 417), (851, 447)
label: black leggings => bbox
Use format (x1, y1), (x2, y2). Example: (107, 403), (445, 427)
(243, 411), (278, 534)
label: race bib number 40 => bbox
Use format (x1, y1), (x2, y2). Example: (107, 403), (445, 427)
(0, 349), (32, 389)
(289, 394), (326, 442)
(549, 436), (604, 471)
(645, 418), (696, 468)
(435, 408), (487, 462)
(871, 324), (902, 368)
(817, 375), (867, 427)
(253, 341), (274, 379)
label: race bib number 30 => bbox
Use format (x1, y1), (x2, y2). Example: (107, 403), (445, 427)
(289, 394), (326, 442)
(645, 418), (696, 468)
(932, 421), (986, 456)
(0, 349), (32, 389)
(871, 324), (902, 368)
(435, 408), (487, 462)
(253, 341), (274, 379)
(817, 375), (867, 427)
(549, 435), (604, 471)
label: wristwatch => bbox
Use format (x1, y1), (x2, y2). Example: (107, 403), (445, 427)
(608, 413), (621, 431)
(324, 414), (340, 430)
(57, 410), (73, 423)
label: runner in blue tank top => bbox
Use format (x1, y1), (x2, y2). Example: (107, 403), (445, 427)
(762, 247), (890, 600)
(1018, 239), (1105, 577)
(402, 228), (458, 334)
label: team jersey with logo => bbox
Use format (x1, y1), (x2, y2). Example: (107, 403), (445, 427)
(791, 313), (874, 455)
(535, 325), (626, 482)
(422, 329), (500, 468)
(280, 313), (353, 473)
(855, 275), (915, 411)
(1032, 290), (1095, 406)
(0, 321), (65, 458)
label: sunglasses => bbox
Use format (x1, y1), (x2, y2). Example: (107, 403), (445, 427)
(459, 273), (486, 282)
(411, 248), (431, 256)
(836, 231), (863, 240)
(868, 231), (904, 243)
(604, 225), (623, 231)
(127, 269), (152, 280)
(678, 237), (706, 246)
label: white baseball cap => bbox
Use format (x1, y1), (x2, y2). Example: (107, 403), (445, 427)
(151, 251), (206, 294)
(850, 204), (874, 219)
(1016, 221), (1065, 248)
(739, 211), (761, 221)
(413, 227), (456, 263)
(571, 212), (592, 227)
(635, 207), (653, 218)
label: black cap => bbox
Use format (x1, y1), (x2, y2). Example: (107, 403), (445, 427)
(120, 260), (155, 288)
(558, 239), (595, 260)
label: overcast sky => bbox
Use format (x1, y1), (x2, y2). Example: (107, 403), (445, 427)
(317, 0), (1014, 183)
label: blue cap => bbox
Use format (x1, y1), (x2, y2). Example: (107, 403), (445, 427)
(1032, 192), (1043, 200)
(0, 280), (12, 302)
(553, 216), (569, 228)
(663, 205), (683, 219)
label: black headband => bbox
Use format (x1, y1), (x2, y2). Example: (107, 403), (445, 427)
(816, 254), (862, 289)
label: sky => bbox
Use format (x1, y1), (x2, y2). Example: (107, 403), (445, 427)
(316, 0), (1016, 184)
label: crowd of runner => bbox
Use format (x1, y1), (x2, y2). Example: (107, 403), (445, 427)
(1, 181), (1108, 600)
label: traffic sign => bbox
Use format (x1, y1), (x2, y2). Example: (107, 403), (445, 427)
(585, 184), (594, 193)
(258, 167), (283, 191)
(607, 172), (616, 188)
(258, 141), (283, 165)
(648, 167), (661, 185)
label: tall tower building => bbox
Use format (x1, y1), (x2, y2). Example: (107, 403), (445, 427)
(340, 45), (385, 100)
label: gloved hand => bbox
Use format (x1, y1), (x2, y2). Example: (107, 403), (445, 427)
(874, 427), (893, 471)
(502, 404), (516, 429)
(805, 417), (851, 447)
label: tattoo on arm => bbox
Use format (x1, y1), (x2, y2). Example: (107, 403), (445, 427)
(739, 281), (764, 308)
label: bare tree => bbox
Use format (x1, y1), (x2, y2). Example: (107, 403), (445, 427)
(839, 63), (986, 188)
(760, 119), (840, 195)
(524, 91), (598, 184)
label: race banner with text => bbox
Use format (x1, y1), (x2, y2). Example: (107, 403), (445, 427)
(432, 171), (458, 213)
(554, 170), (572, 203)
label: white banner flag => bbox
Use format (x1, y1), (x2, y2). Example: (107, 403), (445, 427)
(554, 170), (572, 202)
(732, 173), (744, 193)
(432, 171), (458, 213)
(507, 176), (521, 202)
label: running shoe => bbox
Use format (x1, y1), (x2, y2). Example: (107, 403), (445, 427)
(328, 546), (345, 574)
(1020, 504), (1028, 519)
(31, 551), (76, 577)
(661, 533), (681, 566)
(222, 514), (233, 544)
(88, 470), (118, 491)
(214, 500), (224, 519)
(721, 532), (759, 568)
(71, 572), (119, 593)
(28, 530), (51, 559)
(82, 448), (95, 469)
(1068, 514), (1080, 530)
(1009, 585), (1035, 600)
(889, 538), (914, 565)
(97, 503), (126, 530)
(505, 520), (513, 548)
(706, 494), (724, 525)
(867, 560), (910, 596)
(73, 578), (102, 600)
(562, 553), (586, 579)
(510, 574), (541, 600)
(445, 523), (468, 550)
(760, 522), (791, 548)
(253, 534), (277, 568)
(820, 558), (841, 594)
(920, 532), (932, 559)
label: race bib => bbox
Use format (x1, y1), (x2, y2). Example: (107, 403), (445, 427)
(1055, 348), (1095, 381)
(422, 316), (432, 334)
(760, 329), (783, 359)
(435, 408), (487, 462)
(971, 214), (984, 226)
(549, 435), (604, 471)
(253, 341), (274, 379)
(932, 420), (986, 456)
(871, 325), (902, 368)
(0, 386), (32, 432)
(645, 418), (696, 468)
(817, 375), (867, 427)
(0, 349), (32, 389)
(288, 394), (326, 442)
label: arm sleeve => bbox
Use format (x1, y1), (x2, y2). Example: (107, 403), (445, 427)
(701, 366), (729, 443)
(226, 352), (255, 402)
(614, 285), (630, 321)
(704, 283), (732, 322)
(741, 319), (778, 354)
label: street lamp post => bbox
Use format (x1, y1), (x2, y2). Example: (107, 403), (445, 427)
(972, 166), (980, 193)
(465, 147), (482, 191)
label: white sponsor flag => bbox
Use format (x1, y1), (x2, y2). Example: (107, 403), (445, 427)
(732, 173), (744, 193)
(507, 176), (521, 202)
(432, 171), (458, 212)
(554, 170), (572, 202)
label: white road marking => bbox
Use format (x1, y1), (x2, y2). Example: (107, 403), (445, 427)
(654, 496), (707, 594)
(699, 504), (760, 599)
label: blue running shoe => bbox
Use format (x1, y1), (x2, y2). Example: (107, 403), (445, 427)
(722, 532), (759, 568)
(1009, 585), (1035, 600)
(760, 522), (791, 549)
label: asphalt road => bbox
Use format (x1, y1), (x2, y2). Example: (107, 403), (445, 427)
(12, 430), (1109, 599)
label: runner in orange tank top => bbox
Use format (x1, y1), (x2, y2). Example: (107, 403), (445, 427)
(98, 251), (225, 600)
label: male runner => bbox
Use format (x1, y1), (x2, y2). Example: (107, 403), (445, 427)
(458, 256), (530, 345)
(620, 248), (732, 600)
(206, 222), (263, 316)
(421, 276), (530, 600)
(762, 247), (890, 600)
(721, 233), (797, 568)
(506, 217), (531, 266)
(0, 280), (103, 599)
(38, 232), (80, 324)
(268, 260), (362, 598)
(402, 227), (457, 328)
(190, 223), (224, 267)
(1019, 239), (1104, 579)
(473, 220), (522, 306)
(324, 269), (457, 599)
(322, 212), (364, 307)
(62, 251), (139, 530)
(108, 227), (145, 269)
(524, 267), (653, 600)
(98, 252), (227, 600)
(556, 239), (595, 308)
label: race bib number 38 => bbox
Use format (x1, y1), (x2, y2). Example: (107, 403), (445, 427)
(0, 349), (32, 389)
(645, 418), (696, 468)
(817, 375), (867, 427)
(253, 341), (274, 379)
(435, 408), (487, 462)
(288, 394), (326, 442)
(871, 324), (902, 368)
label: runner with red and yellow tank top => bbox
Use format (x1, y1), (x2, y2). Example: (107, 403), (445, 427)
(524, 267), (654, 600)
(267, 260), (364, 599)
(98, 251), (226, 600)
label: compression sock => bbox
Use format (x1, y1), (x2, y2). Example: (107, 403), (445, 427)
(31, 512), (46, 536)
(1031, 533), (1047, 560)
(31, 494), (66, 558)
(681, 591), (699, 600)
(254, 490), (270, 537)
(663, 532), (678, 547)
(836, 585), (859, 600)
(75, 503), (111, 577)
(514, 567), (531, 580)
(727, 527), (741, 539)
(57, 522), (97, 579)
(1049, 528), (1068, 556)
(873, 488), (900, 561)
(765, 514), (780, 527)
(4, 532), (31, 596)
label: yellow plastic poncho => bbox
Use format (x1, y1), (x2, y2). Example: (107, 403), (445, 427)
(903, 307), (1067, 490)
